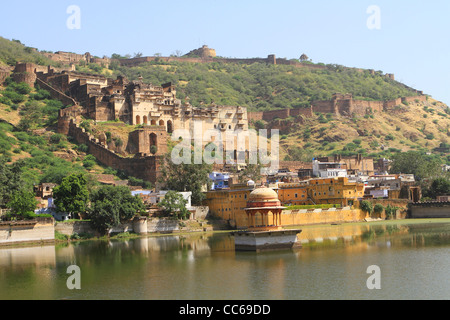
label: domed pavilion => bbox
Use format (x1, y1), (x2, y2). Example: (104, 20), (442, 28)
(232, 186), (302, 252)
(244, 187), (285, 231)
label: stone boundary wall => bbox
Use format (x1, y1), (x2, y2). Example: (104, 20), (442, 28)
(117, 55), (329, 70)
(232, 207), (368, 229)
(55, 218), (181, 236)
(0, 218), (55, 245)
(67, 120), (161, 184)
(248, 95), (426, 123)
(248, 107), (313, 123)
(409, 202), (450, 218)
(36, 78), (77, 106)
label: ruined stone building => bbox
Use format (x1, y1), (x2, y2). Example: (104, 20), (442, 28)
(184, 45), (217, 58)
(33, 66), (250, 147)
(41, 51), (110, 68)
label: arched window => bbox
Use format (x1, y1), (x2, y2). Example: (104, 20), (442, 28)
(167, 120), (173, 134)
(143, 116), (148, 125)
(150, 133), (157, 154)
(136, 115), (141, 125)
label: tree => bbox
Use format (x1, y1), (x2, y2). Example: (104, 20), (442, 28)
(384, 204), (399, 219)
(0, 157), (25, 208)
(373, 203), (384, 217)
(159, 150), (212, 205)
(360, 200), (373, 216)
(390, 151), (442, 181)
(428, 177), (450, 199)
(158, 191), (190, 220)
(7, 187), (38, 219)
(237, 159), (262, 183)
(88, 185), (146, 234)
(53, 173), (89, 218)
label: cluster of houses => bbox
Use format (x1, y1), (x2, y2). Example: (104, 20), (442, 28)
(31, 154), (445, 223)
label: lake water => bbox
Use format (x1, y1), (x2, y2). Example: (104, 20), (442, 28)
(1, 219), (450, 300)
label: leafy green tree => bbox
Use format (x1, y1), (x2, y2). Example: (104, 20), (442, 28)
(7, 187), (38, 218)
(390, 151), (442, 181)
(88, 185), (146, 234)
(0, 156), (25, 208)
(428, 177), (450, 199)
(360, 200), (373, 216)
(53, 173), (89, 217)
(385, 205), (399, 219)
(158, 191), (190, 220)
(159, 149), (212, 205)
(373, 203), (384, 217)
(237, 159), (263, 183)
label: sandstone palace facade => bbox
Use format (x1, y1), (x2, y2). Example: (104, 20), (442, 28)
(31, 65), (249, 139)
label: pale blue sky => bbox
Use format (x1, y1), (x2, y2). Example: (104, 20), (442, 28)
(1, 0), (449, 104)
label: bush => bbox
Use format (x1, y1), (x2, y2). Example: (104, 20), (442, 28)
(384, 205), (398, 219)
(0, 96), (12, 106)
(360, 200), (373, 215)
(77, 144), (89, 153)
(11, 82), (32, 95)
(50, 133), (64, 144)
(2, 90), (25, 104)
(373, 203), (384, 216)
(30, 89), (51, 100)
(55, 231), (69, 241)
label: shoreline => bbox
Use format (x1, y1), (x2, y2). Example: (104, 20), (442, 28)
(2, 218), (450, 249)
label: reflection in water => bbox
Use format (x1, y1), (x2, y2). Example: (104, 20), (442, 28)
(1, 221), (450, 300)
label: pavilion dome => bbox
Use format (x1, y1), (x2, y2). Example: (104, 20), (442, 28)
(248, 187), (279, 202)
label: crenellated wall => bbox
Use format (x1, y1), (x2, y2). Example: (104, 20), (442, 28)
(67, 120), (163, 185)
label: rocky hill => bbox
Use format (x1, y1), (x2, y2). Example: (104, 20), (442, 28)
(0, 37), (449, 171)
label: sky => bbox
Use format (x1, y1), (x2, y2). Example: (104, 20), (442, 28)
(1, 0), (449, 105)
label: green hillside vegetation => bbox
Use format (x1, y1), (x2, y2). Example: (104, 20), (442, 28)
(279, 98), (450, 164)
(0, 79), (147, 190)
(110, 60), (419, 111)
(105, 58), (449, 163)
(0, 36), (449, 176)
(0, 36), (53, 67)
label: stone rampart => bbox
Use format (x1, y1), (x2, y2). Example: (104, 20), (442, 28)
(232, 207), (367, 229)
(36, 78), (77, 107)
(0, 218), (55, 245)
(409, 202), (450, 218)
(248, 107), (313, 123)
(55, 217), (181, 236)
(68, 120), (162, 184)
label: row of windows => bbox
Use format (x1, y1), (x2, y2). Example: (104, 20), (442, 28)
(229, 194), (248, 199)
(282, 191), (361, 199)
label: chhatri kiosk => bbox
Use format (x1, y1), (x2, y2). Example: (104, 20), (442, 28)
(232, 187), (302, 252)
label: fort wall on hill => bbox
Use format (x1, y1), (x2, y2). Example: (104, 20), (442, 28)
(117, 54), (329, 70)
(248, 94), (426, 123)
(66, 119), (165, 186)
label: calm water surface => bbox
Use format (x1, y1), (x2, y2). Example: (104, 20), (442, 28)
(1, 219), (450, 300)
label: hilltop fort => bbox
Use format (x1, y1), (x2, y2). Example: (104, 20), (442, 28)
(0, 44), (429, 185)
